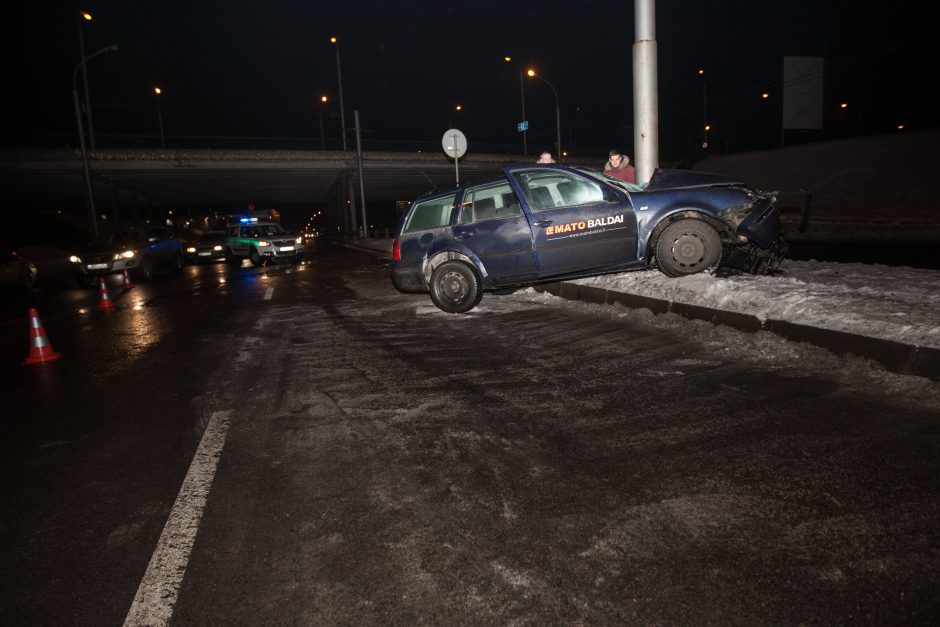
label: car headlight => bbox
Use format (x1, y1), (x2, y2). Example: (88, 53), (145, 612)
(186, 247), (197, 253)
(257, 240), (270, 247)
(69, 255), (81, 263)
(213, 245), (223, 251)
(113, 250), (136, 260)
(295, 237), (302, 244)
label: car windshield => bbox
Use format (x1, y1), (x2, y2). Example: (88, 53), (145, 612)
(247, 224), (287, 237)
(91, 230), (145, 246)
(197, 232), (226, 242)
(575, 167), (648, 192)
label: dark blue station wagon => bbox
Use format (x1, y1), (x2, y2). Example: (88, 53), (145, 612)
(391, 164), (785, 313)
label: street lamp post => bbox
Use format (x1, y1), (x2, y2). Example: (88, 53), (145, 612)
(153, 87), (166, 149)
(527, 69), (562, 162)
(504, 57), (528, 156)
(319, 95), (328, 150)
(72, 44), (117, 239)
(78, 11), (98, 150)
(698, 69), (708, 149)
(329, 37), (347, 151)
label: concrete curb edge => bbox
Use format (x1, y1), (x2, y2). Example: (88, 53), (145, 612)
(535, 282), (940, 382)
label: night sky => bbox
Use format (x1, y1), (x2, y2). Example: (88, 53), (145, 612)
(3, 1), (935, 162)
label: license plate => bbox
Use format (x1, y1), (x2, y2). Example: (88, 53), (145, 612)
(279, 246), (294, 252)
(198, 251), (211, 256)
(87, 263), (108, 270)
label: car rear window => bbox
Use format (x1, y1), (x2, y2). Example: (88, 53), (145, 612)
(403, 194), (456, 233)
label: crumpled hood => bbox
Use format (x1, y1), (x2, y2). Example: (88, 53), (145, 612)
(646, 168), (748, 191)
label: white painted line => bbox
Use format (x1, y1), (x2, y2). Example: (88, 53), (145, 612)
(263, 287), (274, 300)
(123, 410), (232, 627)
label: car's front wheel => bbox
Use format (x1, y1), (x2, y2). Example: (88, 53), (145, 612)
(655, 219), (722, 277)
(429, 260), (483, 313)
(249, 247), (264, 267)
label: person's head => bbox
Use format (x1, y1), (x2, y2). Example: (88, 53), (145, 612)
(537, 151), (555, 164)
(608, 149), (629, 167)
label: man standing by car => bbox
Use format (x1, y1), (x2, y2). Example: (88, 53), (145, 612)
(604, 149), (636, 183)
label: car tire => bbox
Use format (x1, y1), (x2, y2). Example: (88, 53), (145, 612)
(655, 219), (722, 277)
(429, 260), (483, 314)
(133, 255), (154, 282)
(249, 247), (263, 267)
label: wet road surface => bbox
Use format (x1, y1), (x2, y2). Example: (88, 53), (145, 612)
(1, 244), (938, 624)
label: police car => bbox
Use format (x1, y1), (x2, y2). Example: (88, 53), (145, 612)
(224, 219), (303, 266)
(391, 164), (786, 313)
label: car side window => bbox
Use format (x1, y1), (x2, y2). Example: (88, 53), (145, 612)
(458, 182), (522, 224)
(512, 170), (607, 212)
(403, 194), (456, 233)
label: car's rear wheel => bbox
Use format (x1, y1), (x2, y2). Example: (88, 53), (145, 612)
(249, 247), (263, 267)
(429, 260), (483, 314)
(655, 219), (722, 277)
(132, 255), (154, 281)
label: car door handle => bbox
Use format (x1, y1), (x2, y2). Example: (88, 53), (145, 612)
(454, 231), (473, 239)
(532, 219), (552, 227)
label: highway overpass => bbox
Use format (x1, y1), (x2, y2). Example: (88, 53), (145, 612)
(1, 148), (597, 234)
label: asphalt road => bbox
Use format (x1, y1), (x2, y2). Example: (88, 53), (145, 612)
(1, 244), (938, 625)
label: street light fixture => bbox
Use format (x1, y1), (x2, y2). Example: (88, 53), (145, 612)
(527, 69), (562, 162)
(504, 56), (528, 155)
(329, 36), (347, 151)
(153, 86), (166, 149)
(78, 10), (99, 149)
(319, 95), (328, 150)
(72, 44), (118, 239)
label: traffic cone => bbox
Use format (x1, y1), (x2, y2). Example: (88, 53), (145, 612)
(122, 268), (135, 290)
(97, 276), (117, 312)
(23, 308), (61, 364)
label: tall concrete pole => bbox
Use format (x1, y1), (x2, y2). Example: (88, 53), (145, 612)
(633, 0), (659, 182)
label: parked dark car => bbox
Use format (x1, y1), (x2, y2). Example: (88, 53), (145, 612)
(0, 247), (38, 289)
(69, 225), (183, 286)
(391, 164), (786, 313)
(185, 231), (227, 263)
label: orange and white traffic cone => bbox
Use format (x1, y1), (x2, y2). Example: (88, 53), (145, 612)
(23, 308), (61, 365)
(122, 268), (135, 290)
(97, 276), (117, 312)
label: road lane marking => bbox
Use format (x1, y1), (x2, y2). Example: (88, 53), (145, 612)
(123, 409), (232, 627)
(263, 287), (274, 300)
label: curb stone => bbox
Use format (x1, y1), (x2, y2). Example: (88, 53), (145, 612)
(534, 282), (940, 382)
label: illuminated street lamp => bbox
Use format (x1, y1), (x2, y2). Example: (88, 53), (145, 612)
(319, 95), (328, 150)
(527, 69), (562, 162)
(504, 56), (528, 155)
(72, 44), (118, 238)
(329, 37), (347, 151)
(78, 10), (98, 149)
(153, 86), (165, 149)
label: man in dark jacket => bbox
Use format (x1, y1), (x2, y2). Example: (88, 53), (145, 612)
(603, 149), (636, 184)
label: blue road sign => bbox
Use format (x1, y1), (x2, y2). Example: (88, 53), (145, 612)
(517, 121), (529, 132)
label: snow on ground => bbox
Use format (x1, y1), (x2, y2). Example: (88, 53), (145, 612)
(571, 260), (940, 349)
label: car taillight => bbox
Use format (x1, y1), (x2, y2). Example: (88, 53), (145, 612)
(392, 238), (401, 262)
